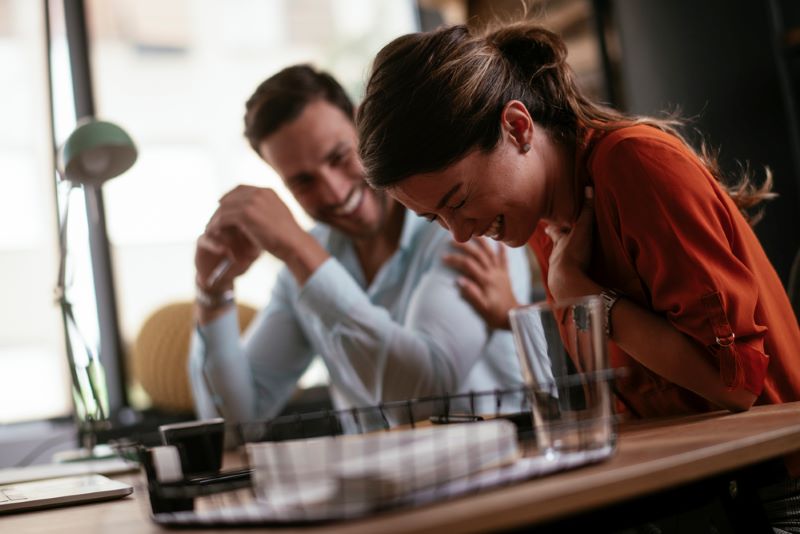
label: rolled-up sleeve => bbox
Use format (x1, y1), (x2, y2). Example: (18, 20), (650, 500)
(597, 137), (769, 395)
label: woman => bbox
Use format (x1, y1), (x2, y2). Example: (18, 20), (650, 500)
(357, 22), (800, 531)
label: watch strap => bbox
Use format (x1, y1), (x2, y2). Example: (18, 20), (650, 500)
(196, 286), (235, 309)
(600, 289), (621, 337)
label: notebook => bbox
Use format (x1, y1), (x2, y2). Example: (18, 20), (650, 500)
(0, 456), (139, 486)
(0, 474), (132, 514)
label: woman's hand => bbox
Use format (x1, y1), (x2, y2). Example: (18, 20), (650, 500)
(546, 186), (598, 300)
(443, 238), (519, 330)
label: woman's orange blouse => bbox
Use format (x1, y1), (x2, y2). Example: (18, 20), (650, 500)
(528, 125), (800, 420)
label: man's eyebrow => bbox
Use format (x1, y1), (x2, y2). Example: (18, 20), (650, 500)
(286, 172), (313, 187)
(324, 140), (347, 161)
(286, 141), (348, 185)
(435, 183), (462, 210)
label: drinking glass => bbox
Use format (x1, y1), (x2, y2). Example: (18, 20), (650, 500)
(509, 295), (615, 459)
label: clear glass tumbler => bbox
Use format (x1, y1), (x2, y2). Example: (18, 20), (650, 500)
(509, 295), (615, 459)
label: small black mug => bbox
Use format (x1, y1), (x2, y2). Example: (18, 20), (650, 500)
(159, 418), (225, 478)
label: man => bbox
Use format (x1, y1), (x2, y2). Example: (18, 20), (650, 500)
(188, 65), (531, 424)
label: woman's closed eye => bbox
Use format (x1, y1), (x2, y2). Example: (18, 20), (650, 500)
(425, 198), (466, 223)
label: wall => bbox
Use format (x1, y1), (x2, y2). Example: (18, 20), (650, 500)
(612, 0), (800, 284)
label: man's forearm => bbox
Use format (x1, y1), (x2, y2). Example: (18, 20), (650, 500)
(196, 300), (234, 326)
(278, 232), (330, 286)
(195, 232), (328, 325)
(188, 319), (258, 423)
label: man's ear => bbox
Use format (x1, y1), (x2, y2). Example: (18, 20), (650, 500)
(500, 100), (534, 151)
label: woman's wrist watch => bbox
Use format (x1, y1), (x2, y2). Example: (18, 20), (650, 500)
(600, 289), (621, 337)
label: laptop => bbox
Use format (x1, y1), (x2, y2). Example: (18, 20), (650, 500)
(0, 474), (132, 514)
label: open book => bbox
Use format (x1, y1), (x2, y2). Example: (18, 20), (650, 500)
(246, 419), (520, 520)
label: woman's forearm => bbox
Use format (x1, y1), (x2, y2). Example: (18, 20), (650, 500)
(609, 296), (757, 412)
(550, 273), (756, 413)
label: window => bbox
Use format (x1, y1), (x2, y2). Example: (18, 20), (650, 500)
(85, 0), (419, 403)
(0, 0), (71, 423)
(0, 0), (419, 424)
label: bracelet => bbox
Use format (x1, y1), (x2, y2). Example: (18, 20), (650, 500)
(196, 286), (235, 309)
(600, 289), (621, 337)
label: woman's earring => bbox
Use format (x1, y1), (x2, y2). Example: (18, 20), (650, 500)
(521, 143), (531, 153)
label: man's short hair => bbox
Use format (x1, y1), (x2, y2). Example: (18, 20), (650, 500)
(244, 64), (355, 153)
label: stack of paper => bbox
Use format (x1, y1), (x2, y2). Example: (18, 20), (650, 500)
(246, 419), (520, 520)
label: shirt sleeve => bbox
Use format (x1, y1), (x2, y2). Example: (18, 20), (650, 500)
(187, 267), (315, 422)
(596, 135), (769, 395)
(295, 239), (530, 406)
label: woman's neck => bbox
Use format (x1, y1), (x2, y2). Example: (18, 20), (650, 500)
(541, 135), (577, 226)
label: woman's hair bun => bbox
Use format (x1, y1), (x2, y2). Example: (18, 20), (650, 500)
(488, 23), (567, 73)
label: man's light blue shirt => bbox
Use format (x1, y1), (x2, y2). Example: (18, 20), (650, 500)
(188, 210), (531, 423)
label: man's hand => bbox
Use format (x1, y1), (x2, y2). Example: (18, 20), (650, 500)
(443, 238), (519, 330)
(204, 186), (308, 262)
(195, 226), (260, 292)
(196, 185), (301, 292)
(201, 185), (329, 287)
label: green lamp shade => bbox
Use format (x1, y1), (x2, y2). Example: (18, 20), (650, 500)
(59, 119), (137, 186)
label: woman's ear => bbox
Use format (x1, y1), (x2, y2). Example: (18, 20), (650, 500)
(501, 100), (534, 153)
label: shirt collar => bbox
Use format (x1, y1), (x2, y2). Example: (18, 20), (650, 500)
(322, 206), (420, 255)
(397, 208), (421, 252)
(569, 126), (603, 220)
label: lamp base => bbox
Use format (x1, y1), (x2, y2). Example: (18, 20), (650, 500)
(52, 443), (118, 463)
(79, 407), (197, 450)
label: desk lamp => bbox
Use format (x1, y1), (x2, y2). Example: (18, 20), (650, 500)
(55, 118), (136, 458)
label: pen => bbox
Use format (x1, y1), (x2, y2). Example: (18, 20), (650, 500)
(206, 258), (232, 287)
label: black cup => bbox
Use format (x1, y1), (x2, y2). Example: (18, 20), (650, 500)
(159, 418), (225, 478)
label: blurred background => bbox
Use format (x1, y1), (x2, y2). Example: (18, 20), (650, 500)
(0, 0), (797, 453)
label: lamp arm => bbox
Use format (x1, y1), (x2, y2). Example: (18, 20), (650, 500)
(60, 299), (86, 420)
(54, 181), (73, 304)
(63, 302), (108, 421)
(54, 181), (108, 423)
(55, 182), (80, 396)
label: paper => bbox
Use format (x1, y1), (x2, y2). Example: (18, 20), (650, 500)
(154, 445), (614, 525)
(245, 419), (520, 519)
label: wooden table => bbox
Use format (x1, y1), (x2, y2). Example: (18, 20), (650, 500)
(5, 402), (800, 533)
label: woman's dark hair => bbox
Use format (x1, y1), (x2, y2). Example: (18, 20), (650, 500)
(244, 64), (355, 152)
(357, 22), (774, 223)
